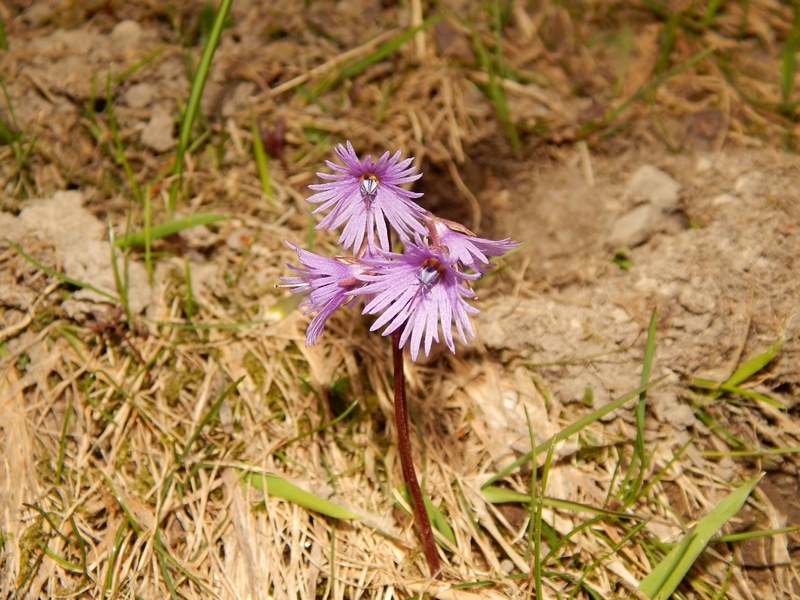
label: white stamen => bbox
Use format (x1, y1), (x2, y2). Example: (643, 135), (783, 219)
(359, 176), (378, 197)
(417, 265), (440, 287)
(276, 281), (309, 290)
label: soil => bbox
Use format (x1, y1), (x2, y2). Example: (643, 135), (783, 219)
(1, 1), (799, 599)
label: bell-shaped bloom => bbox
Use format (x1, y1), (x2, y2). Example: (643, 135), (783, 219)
(307, 141), (426, 253)
(356, 238), (479, 361)
(427, 215), (519, 273)
(280, 243), (365, 345)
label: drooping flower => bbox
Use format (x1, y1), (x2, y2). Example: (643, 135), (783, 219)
(280, 243), (365, 345)
(427, 215), (519, 273)
(307, 141), (427, 253)
(356, 238), (479, 361)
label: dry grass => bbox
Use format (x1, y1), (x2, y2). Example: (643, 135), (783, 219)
(2, 1), (800, 598)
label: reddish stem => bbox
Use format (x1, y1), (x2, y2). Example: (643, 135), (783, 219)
(391, 329), (442, 579)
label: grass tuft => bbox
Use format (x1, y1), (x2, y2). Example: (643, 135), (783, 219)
(169, 0), (234, 211)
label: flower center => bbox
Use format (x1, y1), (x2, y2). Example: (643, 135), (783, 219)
(359, 174), (379, 198)
(417, 257), (444, 288)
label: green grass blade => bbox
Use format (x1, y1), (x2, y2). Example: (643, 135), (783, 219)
(251, 121), (273, 204)
(702, 0), (725, 26)
(143, 187), (153, 282)
(623, 309), (658, 502)
(154, 530), (179, 600)
(114, 46), (164, 85)
(105, 74), (142, 203)
(0, 79), (20, 143)
(723, 385), (783, 408)
(107, 224), (131, 321)
(533, 437), (555, 599)
(313, 14), (442, 97)
(524, 404), (537, 564)
(471, 30), (520, 156)
(57, 325), (87, 360)
(243, 472), (361, 520)
(169, 0), (233, 211)
(397, 485), (456, 548)
(780, 5), (800, 106)
(112, 213), (229, 248)
(722, 338), (782, 390)
(482, 376), (666, 487)
(581, 46), (714, 136)
(55, 397), (73, 484)
(277, 400), (359, 450)
(702, 445), (800, 458)
(653, 11), (679, 81)
(482, 485), (643, 521)
(183, 260), (199, 319)
(179, 376), (244, 462)
(7, 239), (119, 302)
(692, 405), (749, 449)
(715, 523), (800, 544)
(425, 493), (456, 548)
(102, 521), (129, 593)
(638, 474), (762, 599)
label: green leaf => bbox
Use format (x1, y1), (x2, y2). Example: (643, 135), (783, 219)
(482, 485), (642, 520)
(722, 338), (782, 390)
(638, 475), (762, 599)
(243, 472), (361, 520)
(112, 213), (229, 248)
(397, 486), (456, 548)
(482, 485), (530, 504)
(426, 494), (456, 548)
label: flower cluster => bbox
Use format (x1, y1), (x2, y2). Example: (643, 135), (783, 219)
(281, 141), (517, 361)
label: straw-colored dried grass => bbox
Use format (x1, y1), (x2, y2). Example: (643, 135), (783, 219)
(2, 1), (800, 598)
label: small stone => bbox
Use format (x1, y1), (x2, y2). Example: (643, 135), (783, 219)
(140, 105), (175, 153)
(111, 20), (144, 47)
(609, 203), (662, 247)
(625, 165), (681, 210)
(679, 286), (716, 315)
(695, 156), (713, 173)
(124, 83), (155, 109)
(652, 394), (696, 429)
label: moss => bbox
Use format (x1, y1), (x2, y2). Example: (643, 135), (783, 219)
(133, 463), (156, 500)
(164, 371), (196, 407)
(243, 350), (265, 389)
(16, 516), (46, 588)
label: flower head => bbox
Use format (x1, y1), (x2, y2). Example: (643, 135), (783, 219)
(428, 215), (519, 273)
(280, 243), (365, 345)
(307, 141), (426, 253)
(356, 238), (479, 361)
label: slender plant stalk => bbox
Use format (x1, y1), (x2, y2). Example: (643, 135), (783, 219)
(391, 329), (441, 578)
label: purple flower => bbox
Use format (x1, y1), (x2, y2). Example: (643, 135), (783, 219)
(427, 216), (519, 272)
(356, 238), (479, 361)
(307, 141), (426, 253)
(280, 243), (365, 345)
